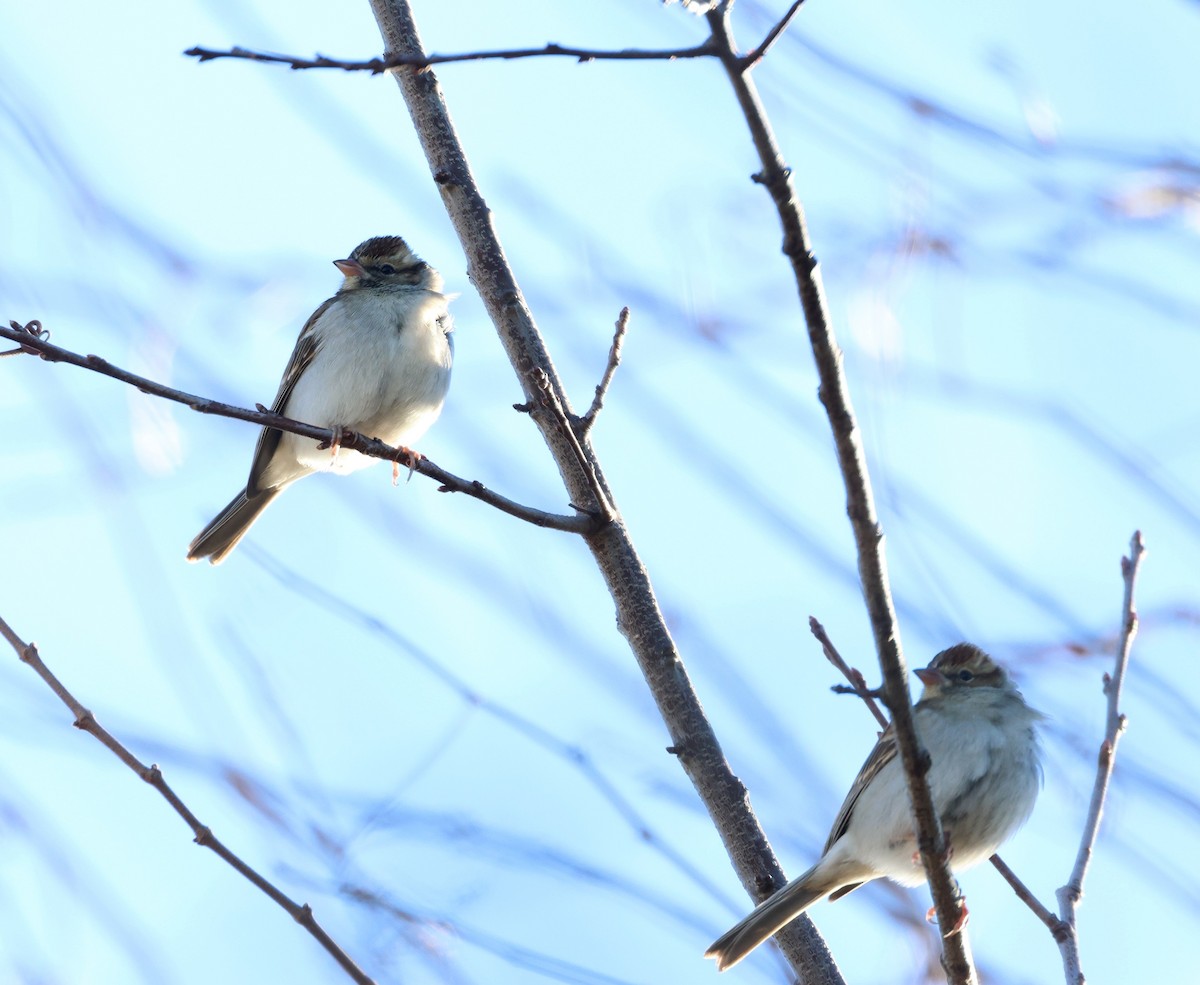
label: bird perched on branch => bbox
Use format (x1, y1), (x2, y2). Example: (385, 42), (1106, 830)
(706, 644), (1043, 971)
(188, 235), (453, 564)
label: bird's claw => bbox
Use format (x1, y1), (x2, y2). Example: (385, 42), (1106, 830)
(925, 901), (970, 937)
(392, 446), (422, 485)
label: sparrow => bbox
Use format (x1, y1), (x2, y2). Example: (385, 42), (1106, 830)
(706, 644), (1043, 971)
(187, 235), (453, 564)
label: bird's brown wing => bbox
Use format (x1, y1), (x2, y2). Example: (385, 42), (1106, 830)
(822, 722), (899, 900)
(246, 299), (331, 495)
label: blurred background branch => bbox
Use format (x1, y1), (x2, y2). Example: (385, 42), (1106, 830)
(0, 1), (1195, 983)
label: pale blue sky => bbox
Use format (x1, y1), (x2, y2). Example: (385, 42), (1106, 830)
(2, 2), (1198, 983)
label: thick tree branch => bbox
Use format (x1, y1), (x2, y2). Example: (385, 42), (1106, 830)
(184, 41), (715, 73)
(0, 615), (375, 985)
(360, 2), (843, 981)
(704, 8), (976, 982)
(1053, 530), (1145, 984)
(0, 320), (594, 534)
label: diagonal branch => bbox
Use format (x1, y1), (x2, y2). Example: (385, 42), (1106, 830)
(809, 616), (889, 729)
(742, 0), (808, 70)
(529, 366), (615, 522)
(359, 2), (844, 981)
(989, 854), (1069, 943)
(0, 320), (595, 534)
(183, 41), (716, 73)
(0, 615), (376, 985)
(704, 7), (977, 982)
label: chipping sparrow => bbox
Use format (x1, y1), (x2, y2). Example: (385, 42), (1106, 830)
(187, 235), (453, 564)
(706, 643), (1043, 971)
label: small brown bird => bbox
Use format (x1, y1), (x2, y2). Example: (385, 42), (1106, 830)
(706, 644), (1043, 971)
(188, 236), (453, 564)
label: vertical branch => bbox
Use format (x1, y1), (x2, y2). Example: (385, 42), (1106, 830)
(704, 7), (977, 983)
(1054, 531), (1146, 984)
(364, 2), (843, 981)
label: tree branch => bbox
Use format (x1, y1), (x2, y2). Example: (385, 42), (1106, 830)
(0, 319), (595, 534)
(988, 854), (1069, 943)
(704, 7), (977, 982)
(183, 41), (716, 73)
(578, 307), (629, 435)
(1053, 530), (1146, 984)
(742, 0), (808, 70)
(0, 615), (375, 985)
(809, 616), (889, 729)
(360, 2), (843, 981)
(529, 367), (615, 522)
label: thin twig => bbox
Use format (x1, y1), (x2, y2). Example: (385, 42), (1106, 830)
(578, 307), (629, 435)
(1053, 530), (1146, 985)
(809, 617), (889, 729)
(742, 0), (808, 70)
(0, 320), (596, 534)
(704, 7), (976, 982)
(0, 615), (376, 985)
(530, 367), (615, 522)
(988, 855), (1068, 942)
(183, 41), (716, 73)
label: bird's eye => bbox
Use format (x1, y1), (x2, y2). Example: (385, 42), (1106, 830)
(956, 669), (975, 682)
(377, 264), (397, 275)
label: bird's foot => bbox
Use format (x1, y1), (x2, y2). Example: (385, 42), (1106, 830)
(392, 446), (422, 485)
(925, 901), (970, 937)
(324, 425), (353, 460)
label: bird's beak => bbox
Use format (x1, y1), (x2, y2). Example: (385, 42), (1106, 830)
(914, 666), (945, 687)
(334, 258), (365, 277)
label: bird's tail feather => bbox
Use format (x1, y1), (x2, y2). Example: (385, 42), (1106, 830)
(187, 488), (280, 565)
(705, 864), (837, 972)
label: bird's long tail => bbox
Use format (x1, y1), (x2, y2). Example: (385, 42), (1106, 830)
(705, 863), (842, 972)
(187, 488), (280, 565)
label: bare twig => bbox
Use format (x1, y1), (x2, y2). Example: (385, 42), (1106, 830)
(809, 617), (889, 729)
(704, 8), (976, 982)
(1053, 530), (1146, 985)
(0, 615), (375, 985)
(362, 2), (844, 981)
(183, 41), (715, 73)
(989, 855), (1068, 942)
(0, 320), (596, 534)
(578, 307), (629, 435)
(742, 0), (808, 70)
(530, 368), (615, 522)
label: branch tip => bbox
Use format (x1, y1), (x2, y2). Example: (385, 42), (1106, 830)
(579, 306), (630, 434)
(741, 0), (808, 70)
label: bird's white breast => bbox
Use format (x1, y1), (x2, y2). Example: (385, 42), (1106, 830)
(282, 287), (453, 474)
(837, 694), (1041, 886)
